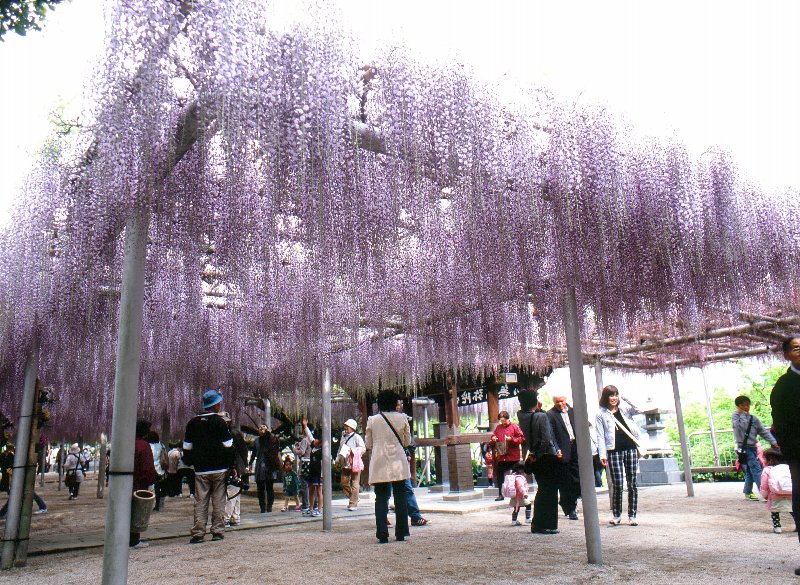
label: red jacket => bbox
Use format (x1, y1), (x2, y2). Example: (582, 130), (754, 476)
(491, 422), (525, 462)
(134, 437), (158, 491)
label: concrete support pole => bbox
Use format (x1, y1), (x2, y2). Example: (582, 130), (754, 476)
(321, 368), (332, 532)
(14, 379), (43, 566)
(669, 367), (694, 497)
(594, 359), (604, 400)
(562, 286), (603, 565)
(101, 207), (150, 585)
(1, 341), (39, 570)
(699, 367), (720, 466)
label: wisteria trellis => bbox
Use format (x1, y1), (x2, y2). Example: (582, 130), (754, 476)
(1, 0), (798, 437)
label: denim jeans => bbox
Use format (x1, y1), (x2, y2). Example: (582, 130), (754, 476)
(403, 478), (423, 522)
(299, 476), (310, 509)
(743, 446), (763, 495)
(0, 492), (46, 516)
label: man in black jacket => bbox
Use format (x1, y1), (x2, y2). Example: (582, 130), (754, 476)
(183, 389), (234, 544)
(771, 336), (800, 575)
(547, 396), (581, 520)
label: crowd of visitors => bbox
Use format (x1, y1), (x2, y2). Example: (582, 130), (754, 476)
(5, 338), (800, 577)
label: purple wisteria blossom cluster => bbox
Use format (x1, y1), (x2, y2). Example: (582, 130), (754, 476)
(0, 0), (797, 437)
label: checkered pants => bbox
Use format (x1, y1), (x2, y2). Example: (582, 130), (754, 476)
(608, 449), (639, 519)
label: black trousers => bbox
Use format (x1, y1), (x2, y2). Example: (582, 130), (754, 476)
(789, 459), (800, 543)
(558, 444), (581, 515)
(494, 460), (516, 491)
(374, 480), (409, 541)
(178, 468), (195, 496)
(531, 461), (560, 531)
(256, 478), (275, 512)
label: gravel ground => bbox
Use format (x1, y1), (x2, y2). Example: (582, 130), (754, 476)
(0, 480), (798, 584)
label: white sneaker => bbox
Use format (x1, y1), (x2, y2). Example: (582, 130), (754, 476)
(311, 510), (322, 517)
(512, 520), (522, 526)
(347, 506), (358, 511)
(774, 526), (783, 534)
(33, 509), (48, 515)
(131, 541), (149, 549)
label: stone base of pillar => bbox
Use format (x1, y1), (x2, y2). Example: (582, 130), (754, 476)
(637, 457), (684, 485)
(442, 490), (483, 502)
(446, 444), (474, 492)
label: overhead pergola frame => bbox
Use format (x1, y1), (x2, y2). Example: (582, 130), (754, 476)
(588, 310), (798, 372)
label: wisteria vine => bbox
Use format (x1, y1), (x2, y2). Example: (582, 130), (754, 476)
(0, 0), (798, 437)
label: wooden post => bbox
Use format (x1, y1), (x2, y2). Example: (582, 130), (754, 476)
(359, 397), (370, 488)
(487, 388), (500, 432)
(97, 433), (108, 499)
(445, 373), (460, 435)
(670, 367), (695, 497)
(57, 442), (65, 491)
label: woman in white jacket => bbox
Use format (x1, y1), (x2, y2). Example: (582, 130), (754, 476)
(365, 390), (411, 544)
(596, 385), (642, 526)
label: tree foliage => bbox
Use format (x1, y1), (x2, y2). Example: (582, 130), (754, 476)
(0, 0), (62, 40)
(665, 364), (786, 467)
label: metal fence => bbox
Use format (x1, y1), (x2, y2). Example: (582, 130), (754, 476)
(672, 428), (738, 470)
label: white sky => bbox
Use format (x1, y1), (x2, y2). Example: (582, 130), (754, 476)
(2, 0), (800, 223)
(0, 0), (791, 401)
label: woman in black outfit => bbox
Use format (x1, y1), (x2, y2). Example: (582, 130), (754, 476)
(517, 387), (562, 535)
(249, 425), (281, 513)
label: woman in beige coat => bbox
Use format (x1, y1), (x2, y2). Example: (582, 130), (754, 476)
(365, 390), (411, 544)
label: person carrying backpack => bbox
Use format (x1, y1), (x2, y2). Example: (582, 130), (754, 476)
(760, 448), (794, 534)
(503, 461), (531, 526)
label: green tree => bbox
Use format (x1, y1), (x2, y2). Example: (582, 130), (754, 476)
(1, 0), (62, 40)
(665, 364), (786, 468)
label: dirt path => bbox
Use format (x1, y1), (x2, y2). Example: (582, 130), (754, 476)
(0, 480), (797, 584)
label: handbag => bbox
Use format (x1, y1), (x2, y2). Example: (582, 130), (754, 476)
(335, 435), (354, 470)
(65, 458), (80, 487)
(612, 415), (647, 457)
(736, 415), (755, 465)
(494, 438), (508, 457)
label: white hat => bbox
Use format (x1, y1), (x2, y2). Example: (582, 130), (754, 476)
(69, 443), (80, 454)
(343, 418), (358, 431)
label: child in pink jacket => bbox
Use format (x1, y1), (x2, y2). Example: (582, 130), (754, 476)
(502, 461), (531, 525)
(760, 448), (794, 534)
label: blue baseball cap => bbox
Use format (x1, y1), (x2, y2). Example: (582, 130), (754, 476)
(202, 389), (223, 409)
